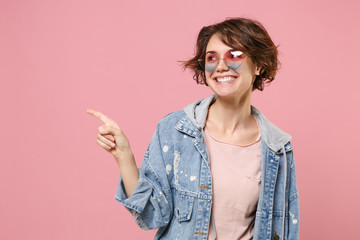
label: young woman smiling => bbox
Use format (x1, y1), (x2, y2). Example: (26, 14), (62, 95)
(87, 17), (300, 240)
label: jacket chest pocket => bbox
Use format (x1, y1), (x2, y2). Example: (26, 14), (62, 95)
(174, 191), (195, 222)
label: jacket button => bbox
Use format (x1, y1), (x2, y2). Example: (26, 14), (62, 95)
(274, 231), (279, 240)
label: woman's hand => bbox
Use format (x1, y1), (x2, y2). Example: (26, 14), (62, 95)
(86, 108), (132, 164)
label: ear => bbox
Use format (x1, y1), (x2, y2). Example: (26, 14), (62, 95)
(255, 66), (261, 76)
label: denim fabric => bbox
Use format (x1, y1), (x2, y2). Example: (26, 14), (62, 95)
(115, 95), (300, 240)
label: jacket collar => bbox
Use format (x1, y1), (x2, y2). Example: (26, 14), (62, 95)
(176, 94), (292, 153)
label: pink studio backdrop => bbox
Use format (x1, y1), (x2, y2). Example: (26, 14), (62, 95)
(1, 0), (359, 239)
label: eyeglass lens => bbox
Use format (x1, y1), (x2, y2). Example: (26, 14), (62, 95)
(204, 50), (245, 73)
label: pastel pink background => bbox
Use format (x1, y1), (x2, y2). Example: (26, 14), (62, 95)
(1, 0), (359, 239)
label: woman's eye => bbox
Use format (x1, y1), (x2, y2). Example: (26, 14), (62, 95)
(206, 56), (217, 62)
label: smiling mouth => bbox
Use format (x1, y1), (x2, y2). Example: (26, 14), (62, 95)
(215, 76), (236, 82)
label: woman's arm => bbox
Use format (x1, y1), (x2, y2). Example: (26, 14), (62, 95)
(114, 148), (139, 197)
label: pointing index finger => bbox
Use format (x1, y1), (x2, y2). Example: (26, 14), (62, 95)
(86, 108), (111, 124)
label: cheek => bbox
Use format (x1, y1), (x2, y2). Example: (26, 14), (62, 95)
(239, 65), (254, 78)
(236, 69), (255, 85)
(205, 72), (212, 82)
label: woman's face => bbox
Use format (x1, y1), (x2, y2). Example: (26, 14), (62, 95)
(204, 33), (260, 100)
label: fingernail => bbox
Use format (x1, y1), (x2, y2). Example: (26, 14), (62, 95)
(99, 128), (105, 133)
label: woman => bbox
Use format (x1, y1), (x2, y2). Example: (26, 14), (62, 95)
(87, 17), (300, 240)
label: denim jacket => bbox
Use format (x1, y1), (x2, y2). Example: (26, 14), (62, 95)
(115, 95), (300, 240)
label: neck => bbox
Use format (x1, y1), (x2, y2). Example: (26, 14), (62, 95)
(207, 93), (253, 135)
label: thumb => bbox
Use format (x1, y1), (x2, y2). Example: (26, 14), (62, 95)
(98, 126), (121, 135)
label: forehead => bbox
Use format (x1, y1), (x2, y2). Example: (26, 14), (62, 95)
(206, 33), (233, 52)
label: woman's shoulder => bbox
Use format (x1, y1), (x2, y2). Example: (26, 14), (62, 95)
(251, 105), (293, 153)
(156, 110), (187, 128)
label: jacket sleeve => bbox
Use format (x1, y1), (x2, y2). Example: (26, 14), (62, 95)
(114, 123), (173, 230)
(287, 151), (300, 239)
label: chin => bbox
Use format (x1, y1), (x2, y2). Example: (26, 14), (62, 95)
(213, 91), (239, 99)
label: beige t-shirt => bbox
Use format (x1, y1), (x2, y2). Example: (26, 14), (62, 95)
(204, 126), (261, 240)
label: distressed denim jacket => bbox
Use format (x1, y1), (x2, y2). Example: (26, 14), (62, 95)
(115, 95), (300, 240)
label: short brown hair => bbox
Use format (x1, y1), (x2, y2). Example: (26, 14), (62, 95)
(179, 17), (280, 91)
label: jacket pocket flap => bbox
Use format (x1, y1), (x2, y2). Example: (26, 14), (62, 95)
(175, 192), (195, 222)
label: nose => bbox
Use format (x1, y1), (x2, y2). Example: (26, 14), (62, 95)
(215, 58), (229, 72)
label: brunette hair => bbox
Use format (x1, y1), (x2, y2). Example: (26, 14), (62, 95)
(179, 17), (280, 91)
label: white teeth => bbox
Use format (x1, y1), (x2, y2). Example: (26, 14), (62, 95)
(216, 76), (235, 82)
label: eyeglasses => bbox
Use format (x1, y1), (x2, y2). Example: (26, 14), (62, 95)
(198, 50), (247, 73)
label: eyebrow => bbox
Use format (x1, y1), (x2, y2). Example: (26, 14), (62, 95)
(205, 48), (239, 54)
